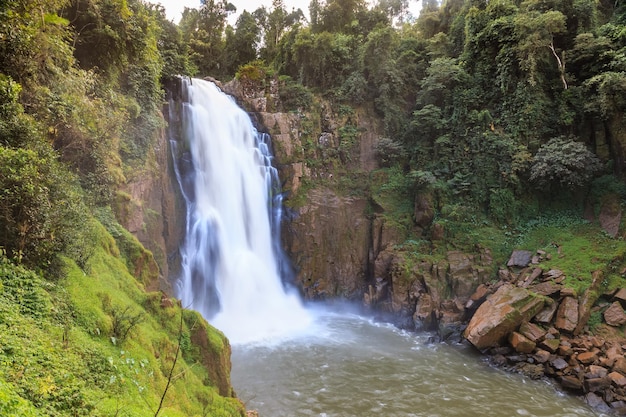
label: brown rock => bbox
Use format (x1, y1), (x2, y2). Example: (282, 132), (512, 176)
(585, 376), (611, 392)
(574, 270), (604, 335)
(577, 351), (598, 365)
(560, 375), (583, 391)
(534, 349), (551, 363)
(540, 338), (560, 353)
(509, 332), (536, 353)
(521, 268), (543, 288)
(544, 269), (565, 280)
(585, 365), (609, 379)
(555, 297), (579, 333)
(613, 357), (626, 375)
(531, 281), (562, 296)
(519, 321), (547, 342)
(604, 301), (626, 327)
(464, 284), (545, 350)
(534, 299), (559, 323)
(609, 371), (626, 387)
(606, 344), (624, 362)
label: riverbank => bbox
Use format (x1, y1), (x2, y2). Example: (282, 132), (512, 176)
(460, 250), (626, 415)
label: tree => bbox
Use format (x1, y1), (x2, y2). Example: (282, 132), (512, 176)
(530, 136), (602, 190)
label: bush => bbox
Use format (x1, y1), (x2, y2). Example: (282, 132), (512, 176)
(530, 136), (603, 191)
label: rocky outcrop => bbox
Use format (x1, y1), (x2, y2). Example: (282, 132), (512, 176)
(462, 249), (626, 415)
(284, 187), (371, 299)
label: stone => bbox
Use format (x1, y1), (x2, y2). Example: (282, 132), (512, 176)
(464, 284), (545, 350)
(585, 392), (611, 412)
(609, 372), (626, 387)
(544, 269), (565, 280)
(604, 301), (626, 327)
(521, 268), (543, 288)
(519, 321), (546, 342)
(534, 349), (551, 363)
(551, 357), (570, 370)
(534, 299), (559, 323)
(577, 351), (598, 365)
(531, 281), (562, 296)
(585, 365), (609, 379)
(540, 338), (560, 353)
(613, 357), (626, 375)
(507, 250), (533, 268)
(560, 375), (583, 391)
(585, 376), (612, 392)
(509, 332), (536, 353)
(466, 284), (491, 310)
(555, 297), (579, 333)
(606, 344), (624, 362)
(574, 270), (604, 335)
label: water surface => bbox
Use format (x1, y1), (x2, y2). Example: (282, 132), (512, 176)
(232, 309), (606, 417)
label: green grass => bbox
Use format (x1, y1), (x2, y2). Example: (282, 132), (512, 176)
(0, 220), (245, 417)
(515, 222), (626, 294)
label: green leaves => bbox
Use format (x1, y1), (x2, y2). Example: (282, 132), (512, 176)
(529, 136), (603, 190)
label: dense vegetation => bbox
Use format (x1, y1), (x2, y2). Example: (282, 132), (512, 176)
(1, 0), (626, 414)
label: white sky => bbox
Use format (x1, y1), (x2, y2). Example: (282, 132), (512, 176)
(152, 0), (422, 25)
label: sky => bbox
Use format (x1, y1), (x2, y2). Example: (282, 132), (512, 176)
(152, 0), (422, 25)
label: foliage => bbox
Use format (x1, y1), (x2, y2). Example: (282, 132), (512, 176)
(529, 136), (603, 190)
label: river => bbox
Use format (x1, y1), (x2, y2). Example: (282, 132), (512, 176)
(231, 306), (606, 417)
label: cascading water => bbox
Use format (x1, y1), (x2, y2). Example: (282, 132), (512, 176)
(172, 78), (311, 344)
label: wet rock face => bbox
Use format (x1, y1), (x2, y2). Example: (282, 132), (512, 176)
(284, 187), (371, 299)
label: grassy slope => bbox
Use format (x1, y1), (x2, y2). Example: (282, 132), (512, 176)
(0, 221), (245, 417)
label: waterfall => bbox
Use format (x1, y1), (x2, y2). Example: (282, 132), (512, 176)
(172, 78), (311, 344)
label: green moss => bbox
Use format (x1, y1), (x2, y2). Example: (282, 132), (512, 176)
(0, 220), (245, 417)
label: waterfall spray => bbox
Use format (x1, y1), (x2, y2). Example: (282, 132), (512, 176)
(172, 78), (311, 344)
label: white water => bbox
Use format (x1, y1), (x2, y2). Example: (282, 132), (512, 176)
(174, 78), (311, 344)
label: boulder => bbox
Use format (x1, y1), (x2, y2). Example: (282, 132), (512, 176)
(613, 357), (626, 375)
(534, 299), (559, 323)
(574, 270), (604, 335)
(531, 281), (562, 296)
(507, 250), (533, 268)
(509, 332), (536, 353)
(577, 351), (598, 365)
(560, 375), (583, 391)
(464, 284), (545, 350)
(604, 301), (626, 327)
(609, 372), (626, 387)
(540, 338), (560, 353)
(519, 321), (546, 342)
(555, 297), (579, 333)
